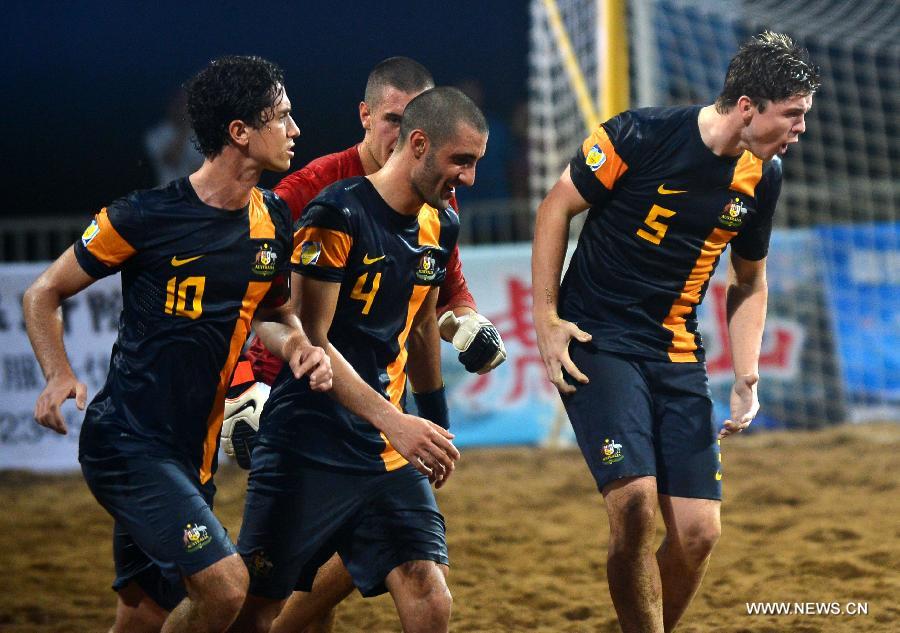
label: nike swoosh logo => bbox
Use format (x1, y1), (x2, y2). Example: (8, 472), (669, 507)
(171, 255), (204, 267)
(715, 471), (723, 481)
(658, 184), (687, 195)
(362, 254), (386, 265)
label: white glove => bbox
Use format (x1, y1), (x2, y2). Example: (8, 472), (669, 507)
(221, 381), (269, 469)
(438, 311), (507, 374)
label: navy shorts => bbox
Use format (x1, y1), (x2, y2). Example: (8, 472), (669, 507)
(81, 446), (237, 610)
(563, 343), (722, 500)
(238, 449), (448, 599)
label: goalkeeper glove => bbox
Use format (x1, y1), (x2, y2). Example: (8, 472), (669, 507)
(221, 372), (268, 470)
(438, 311), (507, 374)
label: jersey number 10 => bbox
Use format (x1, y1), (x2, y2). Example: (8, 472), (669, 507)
(165, 276), (206, 319)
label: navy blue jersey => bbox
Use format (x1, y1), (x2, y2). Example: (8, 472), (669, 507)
(561, 105), (782, 363)
(74, 177), (292, 483)
(260, 176), (459, 472)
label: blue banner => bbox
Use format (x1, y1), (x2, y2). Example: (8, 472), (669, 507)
(817, 223), (900, 404)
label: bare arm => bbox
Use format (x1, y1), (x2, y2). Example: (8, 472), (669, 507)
(251, 302), (332, 391)
(22, 246), (96, 434)
(531, 166), (593, 394)
(296, 273), (459, 478)
(719, 252), (768, 438)
(407, 287), (443, 393)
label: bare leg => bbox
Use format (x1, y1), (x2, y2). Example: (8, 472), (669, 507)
(385, 560), (451, 633)
(109, 581), (169, 633)
(656, 495), (721, 632)
(227, 593), (287, 633)
(270, 554), (355, 633)
(162, 554), (248, 633)
(602, 477), (664, 633)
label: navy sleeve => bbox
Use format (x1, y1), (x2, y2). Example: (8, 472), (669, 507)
(731, 157), (782, 261)
(73, 197), (143, 279)
(568, 111), (637, 208)
(290, 202), (354, 283)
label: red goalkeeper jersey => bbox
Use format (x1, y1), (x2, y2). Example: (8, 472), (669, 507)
(245, 144), (476, 384)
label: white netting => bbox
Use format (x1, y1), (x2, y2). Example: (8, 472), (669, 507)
(528, 0), (900, 427)
(528, 0), (600, 214)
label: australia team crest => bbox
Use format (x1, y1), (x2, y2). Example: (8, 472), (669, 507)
(719, 197), (748, 228)
(601, 438), (624, 465)
(252, 242), (278, 276)
(416, 251), (438, 282)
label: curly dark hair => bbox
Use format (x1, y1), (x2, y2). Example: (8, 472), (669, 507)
(185, 55), (285, 157)
(716, 31), (821, 113)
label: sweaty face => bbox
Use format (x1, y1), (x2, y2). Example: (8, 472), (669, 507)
(745, 93), (812, 160)
(250, 87), (300, 172)
(412, 123), (488, 209)
(361, 87), (421, 170)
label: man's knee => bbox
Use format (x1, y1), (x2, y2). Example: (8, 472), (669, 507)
(604, 478), (659, 550)
(393, 561), (452, 618)
(186, 554), (250, 626)
(673, 518), (721, 564)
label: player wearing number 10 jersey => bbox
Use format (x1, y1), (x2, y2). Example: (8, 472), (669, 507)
(23, 56), (331, 633)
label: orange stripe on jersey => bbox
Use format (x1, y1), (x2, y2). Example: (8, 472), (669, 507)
(292, 227), (352, 268)
(581, 125), (629, 190)
(729, 152), (763, 197)
(199, 280), (271, 484)
(379, 283), (432, 471)
(417, 205), (441, 246)
(663, 228), (737, 362)
(86, 208), (137, 267)
(249, 188), (276, 239)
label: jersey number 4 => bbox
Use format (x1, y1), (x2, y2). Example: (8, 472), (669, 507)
(165, 276), (205, 319)
(350, 272), (382, 315)
(637, 205), (676, 245)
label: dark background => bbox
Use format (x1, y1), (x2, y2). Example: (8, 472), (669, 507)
(3, 1), (528, 217)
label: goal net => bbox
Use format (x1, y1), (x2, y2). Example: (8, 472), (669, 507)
(528, 0), (900, 428)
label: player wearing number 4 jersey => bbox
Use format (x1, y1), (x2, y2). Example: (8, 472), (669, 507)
(22, 56), (331, 633)
(532, 33), (820, 633)
(229, 87), (487, 633)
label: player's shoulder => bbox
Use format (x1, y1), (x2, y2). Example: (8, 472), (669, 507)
(257, 186), (292, 230)
(298, 146), (363, 184)
(607, 105), (698, 139)
(762, 155), (783, 180)
(109, 178), (187, 222)
(302, 176), (369, 227)
(425, 203), (460, 228)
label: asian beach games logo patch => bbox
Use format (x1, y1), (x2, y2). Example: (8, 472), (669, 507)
(299, 241), (321, 266)
(601, 438), (624, 465)
(252, 242), (278, 276)
(585, 144), (607, 172)
(81, 219), (100, 246)
(719, 197), (748, 228)
(416, 251), (437, 282)
(183, 523), (212, 553)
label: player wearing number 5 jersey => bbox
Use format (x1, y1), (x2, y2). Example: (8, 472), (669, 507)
(22, 56), (331, 633)
(532, 33), (819, 633)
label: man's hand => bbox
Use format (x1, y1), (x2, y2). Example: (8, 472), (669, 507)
(34, 373), (87, 435)
(283, 333), (333, 392)
(438, 311), (506, 374)
(534, 314), (592, 395)
(381, 412), (460, 488)
(719, 373), (759, 439)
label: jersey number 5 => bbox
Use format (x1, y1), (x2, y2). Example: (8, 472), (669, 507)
(165, 276), (205, 319)
(350, 272), (382, 315)
(637, 205), (676, 245)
